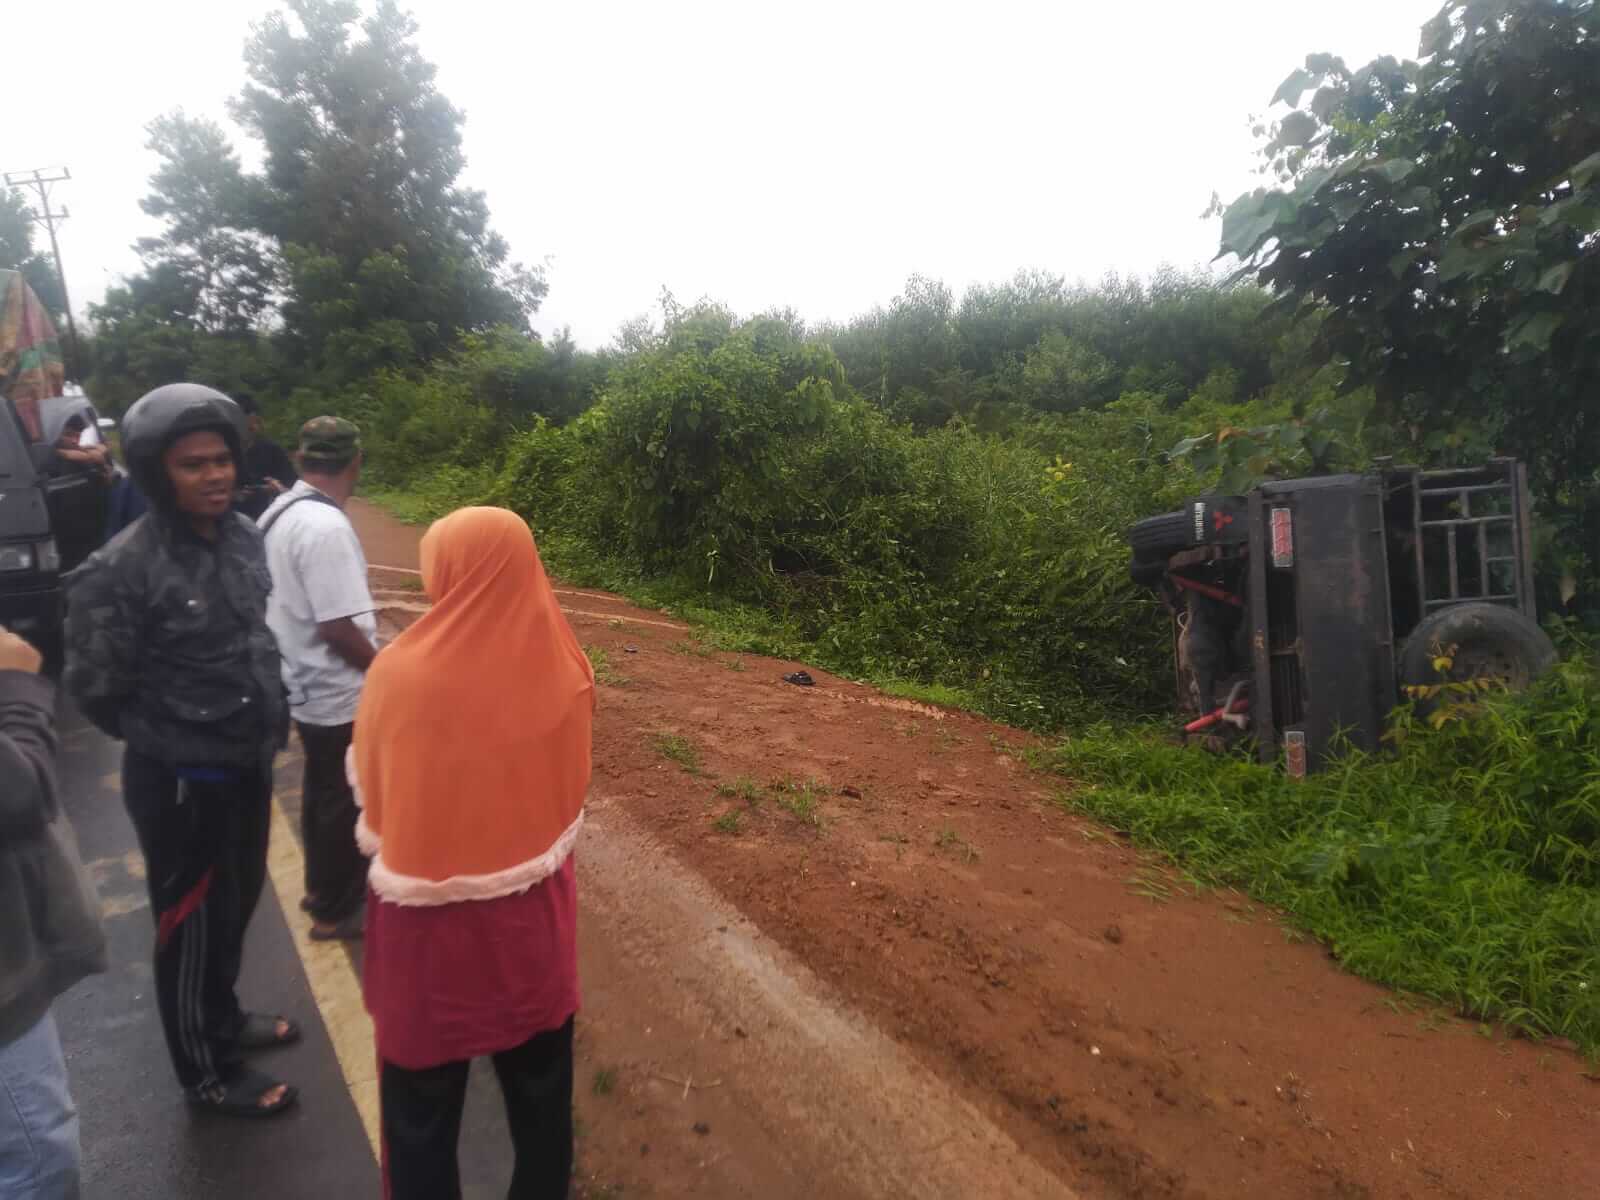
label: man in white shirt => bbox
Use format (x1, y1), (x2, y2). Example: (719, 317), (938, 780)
(259, 417), (376, 940)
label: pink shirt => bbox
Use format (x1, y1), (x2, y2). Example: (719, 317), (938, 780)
(363, 856), (579, 1070)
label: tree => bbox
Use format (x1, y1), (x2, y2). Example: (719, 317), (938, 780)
(134, 113), (277, 335)
(1019, 331), (1118, 413)
(1218, 0), (1599, 615)
(230, 0), (543, 374)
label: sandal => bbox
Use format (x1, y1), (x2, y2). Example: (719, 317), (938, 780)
(232, 1011), (302, 1051)
(187, 1066), (299, 1119)
(309, 908), (365, 942)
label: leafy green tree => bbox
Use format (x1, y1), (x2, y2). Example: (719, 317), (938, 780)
(1019, 330), (1118, 413)
(135, 113), (276, 335)
(231, 0), (543, 374)
(1217, 0), (1598, 613)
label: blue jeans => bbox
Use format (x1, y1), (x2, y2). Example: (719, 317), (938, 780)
(0, 1012), (81, 1200)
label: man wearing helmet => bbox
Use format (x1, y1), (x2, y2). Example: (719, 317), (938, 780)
(62, 384), (300, 1118)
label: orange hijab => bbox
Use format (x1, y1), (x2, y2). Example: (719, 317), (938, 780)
(352, 507), (594, 905)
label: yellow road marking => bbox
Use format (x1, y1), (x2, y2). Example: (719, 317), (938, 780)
(266, 792), (381, 1160)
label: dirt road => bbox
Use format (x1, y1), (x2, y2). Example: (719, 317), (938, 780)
(353, 499), (1597, 1200)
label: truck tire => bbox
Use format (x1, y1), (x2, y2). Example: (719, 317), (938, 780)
(1127, 510), (1191, 559)
(1398, 603), (1556, 715)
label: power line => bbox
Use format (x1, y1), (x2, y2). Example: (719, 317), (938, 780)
(3, 166), (80, 381)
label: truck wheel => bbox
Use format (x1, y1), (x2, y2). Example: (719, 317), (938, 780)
(1398, 603), (1556, 714)
(1127, 510), (1190, 559)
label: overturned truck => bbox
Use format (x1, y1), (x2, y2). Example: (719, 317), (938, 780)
(1127, 460), (1556, 775)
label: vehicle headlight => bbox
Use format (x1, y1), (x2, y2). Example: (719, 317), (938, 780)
(35, 539), (60, 574)
(0, 545), (35, 573)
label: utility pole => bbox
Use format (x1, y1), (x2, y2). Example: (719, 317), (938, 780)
(3, 166), (79, 382)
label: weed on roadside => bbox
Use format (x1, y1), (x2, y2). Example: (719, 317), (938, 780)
(934, 827), (979, 864)
(591, 1067), (618, 1097)
(1126, 867), (1173, 903)
(651, 733), (702, 774)
(769, 777), (826, 826)
(668, 637), (717, 660)
(584, 645), (630, 687)
(712, 811), (743, 835)
(716, 776), (762, 804)
(880, 679), (969, 709)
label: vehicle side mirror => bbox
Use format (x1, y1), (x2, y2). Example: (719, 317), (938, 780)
(29, 443), (55, 474)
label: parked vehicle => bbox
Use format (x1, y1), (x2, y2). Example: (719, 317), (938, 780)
(1127, 459), (1556, 775)
(0, 271), (109, 658)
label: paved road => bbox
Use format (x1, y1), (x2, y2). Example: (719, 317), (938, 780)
(51, 695), (515, 1198)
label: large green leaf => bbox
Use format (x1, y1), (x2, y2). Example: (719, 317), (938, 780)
(1537, 261), (1576, 295)
(1310, 86), (1345, 121)
(1505, 310), (1564, 352)
(1370, 158), (1417, 185)
(1453, 208), (1502, 237)
(1277, 111), (1321, 148)
(1272, 67), (1317, 108)
(1568, 150), (1600, 189)
(1438, 243), (1501, 282)
(1389, 248), (1422, 277)
(1219, 192), (1297, 258)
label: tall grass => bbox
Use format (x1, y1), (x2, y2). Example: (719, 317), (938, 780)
(1044, 657), (1600, 1050)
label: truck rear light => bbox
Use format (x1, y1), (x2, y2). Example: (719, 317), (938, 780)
(1284, 729), (1307, 778)
(1270, 507), (1294, 568)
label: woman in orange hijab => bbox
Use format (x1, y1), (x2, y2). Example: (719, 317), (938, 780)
(351, 507), (594, 1200)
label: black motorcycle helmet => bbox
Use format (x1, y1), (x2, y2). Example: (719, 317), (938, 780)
(121, 383), (247, 510)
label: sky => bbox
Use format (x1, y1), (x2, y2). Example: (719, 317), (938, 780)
(6, 0), (1443, 348)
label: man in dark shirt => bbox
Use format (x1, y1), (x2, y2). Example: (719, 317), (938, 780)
(65, 384), (299, 1119)
(234, 393), (298, 520)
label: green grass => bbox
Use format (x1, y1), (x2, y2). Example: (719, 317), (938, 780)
(769, 776), (826, 826)
(716, 776), (763, 803)
(591, 1067), (618, 1097)
(1042, 658), (1600, 1052)
(712, 811), (743, 835)
(583, 645), (629, 687)
(651, 733), (702, 774)
(880, 680), (972, 709)
(667, 636), (718, 660)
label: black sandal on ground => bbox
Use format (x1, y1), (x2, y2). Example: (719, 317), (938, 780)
(309, 908), (365, 942)
(186, 1066), (299, 1119)
(232, 1011), (302, 1051)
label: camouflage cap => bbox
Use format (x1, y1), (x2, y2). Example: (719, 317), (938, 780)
(298, 415), (362, 466)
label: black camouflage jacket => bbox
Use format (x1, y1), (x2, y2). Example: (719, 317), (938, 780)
(64, 512), (288, 768)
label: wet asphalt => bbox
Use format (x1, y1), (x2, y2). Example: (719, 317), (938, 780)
(51, 694), (514, 1200)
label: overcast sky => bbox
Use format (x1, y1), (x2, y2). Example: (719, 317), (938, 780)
(8, 0), (1441, 348)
